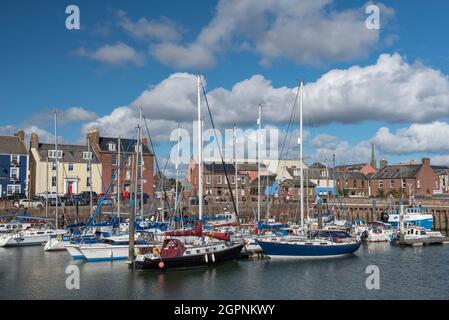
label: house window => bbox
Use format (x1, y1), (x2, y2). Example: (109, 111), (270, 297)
(112, 155), (117, 165)
(108, 143), (116, 152)
(206, 175), (211, 185)
(402, 179), (406, 188)
(345, 180), (348, 187)
(11, 155), (19, 164)
(217, 175), (222, 184)
(379, 180), (383, 189)
(353, 180), (357, 188)
(68, 163), (74, 171)
(241, 177), (246, 184)
(10, 168), (19, 180)
(87, 164), (91, 172)
(48, 150), (62, 159)
(112, 171), (117, 181)
(417, 180), (421, 189)
(52, 162), (57, 171)
(125, 156), (131, 166)
(390, 180), (395, 188)
(86, 177), (91, 187)
(231, 176), (235, 184)
(52, 176), (57, 187)
(7, 185), (20, 196)
(125, 170), (131, 180)
(82, 152), (92, 160)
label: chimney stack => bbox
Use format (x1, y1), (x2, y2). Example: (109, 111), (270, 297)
(15, 130), (25, 142)
(87, 128), (100, 146)
(422, 158), (430, 167)
(380, 159), (388, 169)
(30, 132), (39, 149)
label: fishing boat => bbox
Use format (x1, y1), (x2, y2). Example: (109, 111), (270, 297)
(382, 205), (433, 230)
(257, 81), (361, 259)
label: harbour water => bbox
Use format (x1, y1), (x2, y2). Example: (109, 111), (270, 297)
(1, 243), (449, 300)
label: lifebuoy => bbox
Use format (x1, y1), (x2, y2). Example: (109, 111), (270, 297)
(56, 235), (62, 241)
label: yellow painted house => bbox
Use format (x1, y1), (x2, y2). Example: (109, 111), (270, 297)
(29, 133), (102, 196)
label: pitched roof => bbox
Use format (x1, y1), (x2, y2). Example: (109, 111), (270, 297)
(98, 137), (152, 154)
(371, 165), (421, 179)
(0, 136), (28, 155)
(335, 163), (368, 172)
(237, 162), (266, 171)
(36, 143), (100, 163)
(281, 178), (317, 188)
(203, 162), (235, 174)
(334, 171), (368, 180)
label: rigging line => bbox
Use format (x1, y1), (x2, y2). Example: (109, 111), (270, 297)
(142, 115), (171, 215)
(82, 138), (135, 237)
(200, 79), (239, 221)
(276, 84), (301, 182)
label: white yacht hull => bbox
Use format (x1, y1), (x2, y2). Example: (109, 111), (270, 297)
(0, 229), (67, 247)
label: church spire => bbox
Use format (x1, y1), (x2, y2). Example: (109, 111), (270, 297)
(370, 143), (377, 169)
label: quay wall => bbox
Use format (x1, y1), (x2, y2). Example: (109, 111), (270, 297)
(1, 197), (448, 231)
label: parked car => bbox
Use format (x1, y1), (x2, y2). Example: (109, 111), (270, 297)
(13, 199), (44, 208)
(97, 193), (113, 205)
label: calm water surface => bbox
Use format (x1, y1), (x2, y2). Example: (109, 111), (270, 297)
(1, 243), (449, 299)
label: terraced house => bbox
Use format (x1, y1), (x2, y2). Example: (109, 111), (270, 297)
(0, 131), (29, 198)
(29, 132), (102, 196)
(369, 158), (439, 197)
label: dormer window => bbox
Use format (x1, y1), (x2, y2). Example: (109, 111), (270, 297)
(83, 151), (92, 160)
(108, 143), (116, 152)
(48, 150), (62, 159)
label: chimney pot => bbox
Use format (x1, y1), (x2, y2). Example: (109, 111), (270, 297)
(30, 132), (39, 149)
(380, 159), (388, 168)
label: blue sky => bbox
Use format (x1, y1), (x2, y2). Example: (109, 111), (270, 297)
(1, 0), (449, 172)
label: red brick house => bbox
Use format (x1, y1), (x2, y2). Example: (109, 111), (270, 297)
(369, 158), (439, 197)
(187, 159), (250, 201)
(87, 128), (154, 197)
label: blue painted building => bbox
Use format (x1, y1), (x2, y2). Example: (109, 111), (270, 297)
(0, 131), (29, 199)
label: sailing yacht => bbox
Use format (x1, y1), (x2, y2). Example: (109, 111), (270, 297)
(0, 226), (67, 247)
(135, 75), (243, 270)
(257, 81), (361, 259)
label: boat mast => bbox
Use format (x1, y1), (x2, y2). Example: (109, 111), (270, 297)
(233, 124), (238, 216)
(197, 74), (203, 222)
(139, 108), (144, 221)
(257, 104), (261, 222)
(117, 136), (121, 221)
(87, 136), (93, 218)
(45, 156), (48, 218)
(54, 111), (59, 229)
(175, 124), (181, 227)
(299, 80), (304, 231)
